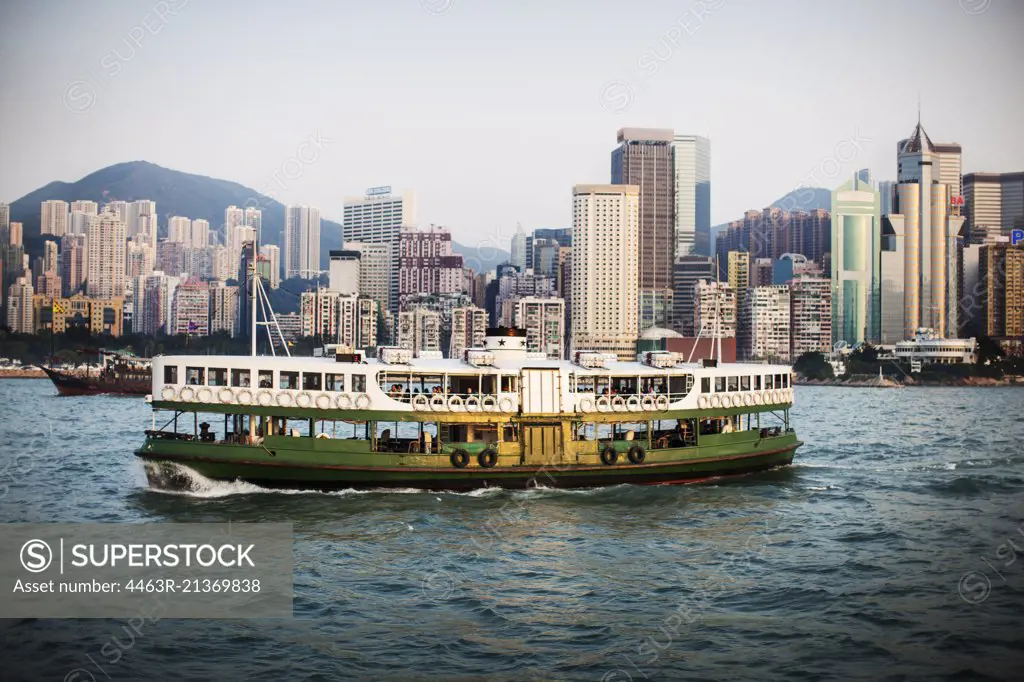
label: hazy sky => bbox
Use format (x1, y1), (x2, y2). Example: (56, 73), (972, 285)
(1, 0), (1022, 248)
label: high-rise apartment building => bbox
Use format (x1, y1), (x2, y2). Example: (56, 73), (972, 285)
(570, 184), (640, 360)
(397, 307), (442, 356)
(328, 250), (361, 296)
(60, 234), (87, 297)
(342, 242), (389, 311)
(880, 215), (906, 344)
(510, 223), (527, 271)
(673, 134), (711, 257)
(41, 200), (69, 237)
(693, 280), (736, 339)
(449, 306), (488, 359)
(343, 188), (417, 312)
(978, 243), (1024, 339)
(515, 296), (565, 359)
(612, 128), (675, 330)
(0, 202), (8, 240)
(525, 228), (572, 270)
(284, 206), (321, 279)
(831, 175), (881, 344)
(127, 200), (157, 239)
(789, 276), (832, 358)
(6, 275), (34, 333)
(259, 244), (281, 288)
(300, 288), (340, 340)
(69, 200), (98, 235)
(740, 286), (791, 362)
(167, 216), (191, 243)
(209, 281), (239, 337)
(86, 212), (127, 298)
(8, 222), (22, 247)
(190, 219), (210, 248)
(398, 227), (464, 310)
(963, 172), (1024, 244)
(244, 207), (262, 241)
(716, 208), (832, 269)
(171, 281), (210, 336)
(893, 121), (966, 338)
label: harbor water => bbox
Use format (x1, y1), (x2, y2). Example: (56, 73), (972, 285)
(0, 378), (1022, 681)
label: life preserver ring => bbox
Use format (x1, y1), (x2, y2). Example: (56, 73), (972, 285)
(161, 386), (176, 401)
(710, 394), (722, 409)
(753, 391), (763, 406)
(408, 441), (421, 453)
(236, 389), (253, 406)
(498, 397), (514, 412)
(197, 387), (213, 403)
(579, 397), (595, 412)
(354, 394), (371, 410)
(257, 390), (274, 406)
(611, 396), (626, 412)
(430, 394), (447, 411)
(641, 395), (656, 411)
(477, 449), (497, 468)
(482, 396), (497, 412)
(628, 445), (646, 464)
(626, 395), (641, 412)
(450, 449), (469, 468)
(655, 395), (669, 410)
(276, 391), (294, 408)
(772, 390), (781, 404)
(465, 396), (481, 412)
(448, 395), (464, 411)
(335, 393), (353, 410)
(743, 393), (753, 407)
(600, 447), (618, 466)
(697, 395), (710, 409)
(596, 396), (611, 413)
(761, 390), (772, 404)
(720, 394), (731, 408)
(315, 393), (332, 410)
(412, 394), (430, 411)
(656, 436), (670, 449)
(179, 386), (195, 402)
(217, 387), (234, 404)
(296, 391), (312, 408)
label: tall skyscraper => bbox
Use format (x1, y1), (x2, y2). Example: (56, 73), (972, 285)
(61, 234), (87, 297)
(85, 212), (127, 298)
(510, 223), (527, 271)
(8, 222), (23, 247)
(570, 184), (640, 360)
(343, 188), (416, 313)
(167, 216), (191, 243)
(978, 243), (1024, 339)
(0, 202), (9, 240)
(831, 175), (881, 344)
(6, 276), (34, 333)
(963, 172), (1024, 243)
(191, 219), (210, 248)
(671, 255), (715, 336)
(449, 306), (488, 359)
(41, 200), (69, 237)
(209, 281), (240, 336)
(673, 134), (711, 257)
(284, 206), (321, 279)
(69, 200), (98, 235)
(612, 128), (675, 331)
(171, 281), (210, 336)
(894, 121), (966, 338)
(259, 244), (281, 288)
(127, 200), (157, 239)
(878, 181), (896, 218)
(244, 207), (262, 241)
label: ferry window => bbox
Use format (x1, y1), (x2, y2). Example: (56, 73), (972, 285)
(163, 365), (178, 384)
(741, 376), (751, 391)
(575, 375), (595, 393)
(668, 375), (689, 395)
(258, 370), (273, 388)
(754, 375), (762, 390)
(715, 376), (726, 392)
(325, 373), (345, 391)
(765, 375), (774, 389)
(481, 375), (496, 395)
(784, 374), (791, 388)
(727, 376), (739, 392)
(231, 369), (251, 387)
(185, 367), (204, 385)
(352, 374), (366, 392)
(302, 372), (322, 391)
(279, 371), (299, 390)
(501, 375), (518, 392)
(775, 373), (784, 388)
(701, 377), (711, 393)
(208, 368), (227, 386)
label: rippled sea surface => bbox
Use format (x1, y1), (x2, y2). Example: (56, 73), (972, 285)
(1, 378), (1023, 681)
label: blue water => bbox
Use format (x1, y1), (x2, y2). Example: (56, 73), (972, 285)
(1, 378), (1022, 681)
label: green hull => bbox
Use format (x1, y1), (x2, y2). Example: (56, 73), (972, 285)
(136, 432), (801, 491)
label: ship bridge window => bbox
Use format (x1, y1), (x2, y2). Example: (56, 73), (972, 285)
(163, 365), (178, 384)
(701, 377), (711, 393)
(302, 372), (322, 391)
(501, 375), (518, 392)
(185, 367), (204, 385)
(258, 370), (273, 388)
(727, 376), (739, 392)
(208, 368), (228, 387)
(352, 374), (366, 392)
(279, 371), (299, 390)
(231, 369), (251, 388)
(325, 373), (345, 391)
(714, 376), (726, 392)
(741, 376), (751, 391)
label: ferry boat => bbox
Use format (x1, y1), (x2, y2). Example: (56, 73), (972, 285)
(42, 350), (151, 396)
(135, 328), (801, 491)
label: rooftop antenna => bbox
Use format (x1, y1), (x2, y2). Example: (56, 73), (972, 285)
(917, 93), (921, 127)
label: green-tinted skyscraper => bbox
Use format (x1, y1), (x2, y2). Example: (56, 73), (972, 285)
(831, 176), (881, 345)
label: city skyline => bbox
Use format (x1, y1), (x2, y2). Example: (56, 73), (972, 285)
(1, 0), (1022, 248)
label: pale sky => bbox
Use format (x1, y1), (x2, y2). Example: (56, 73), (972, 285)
(1, 0), (1022, 248)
